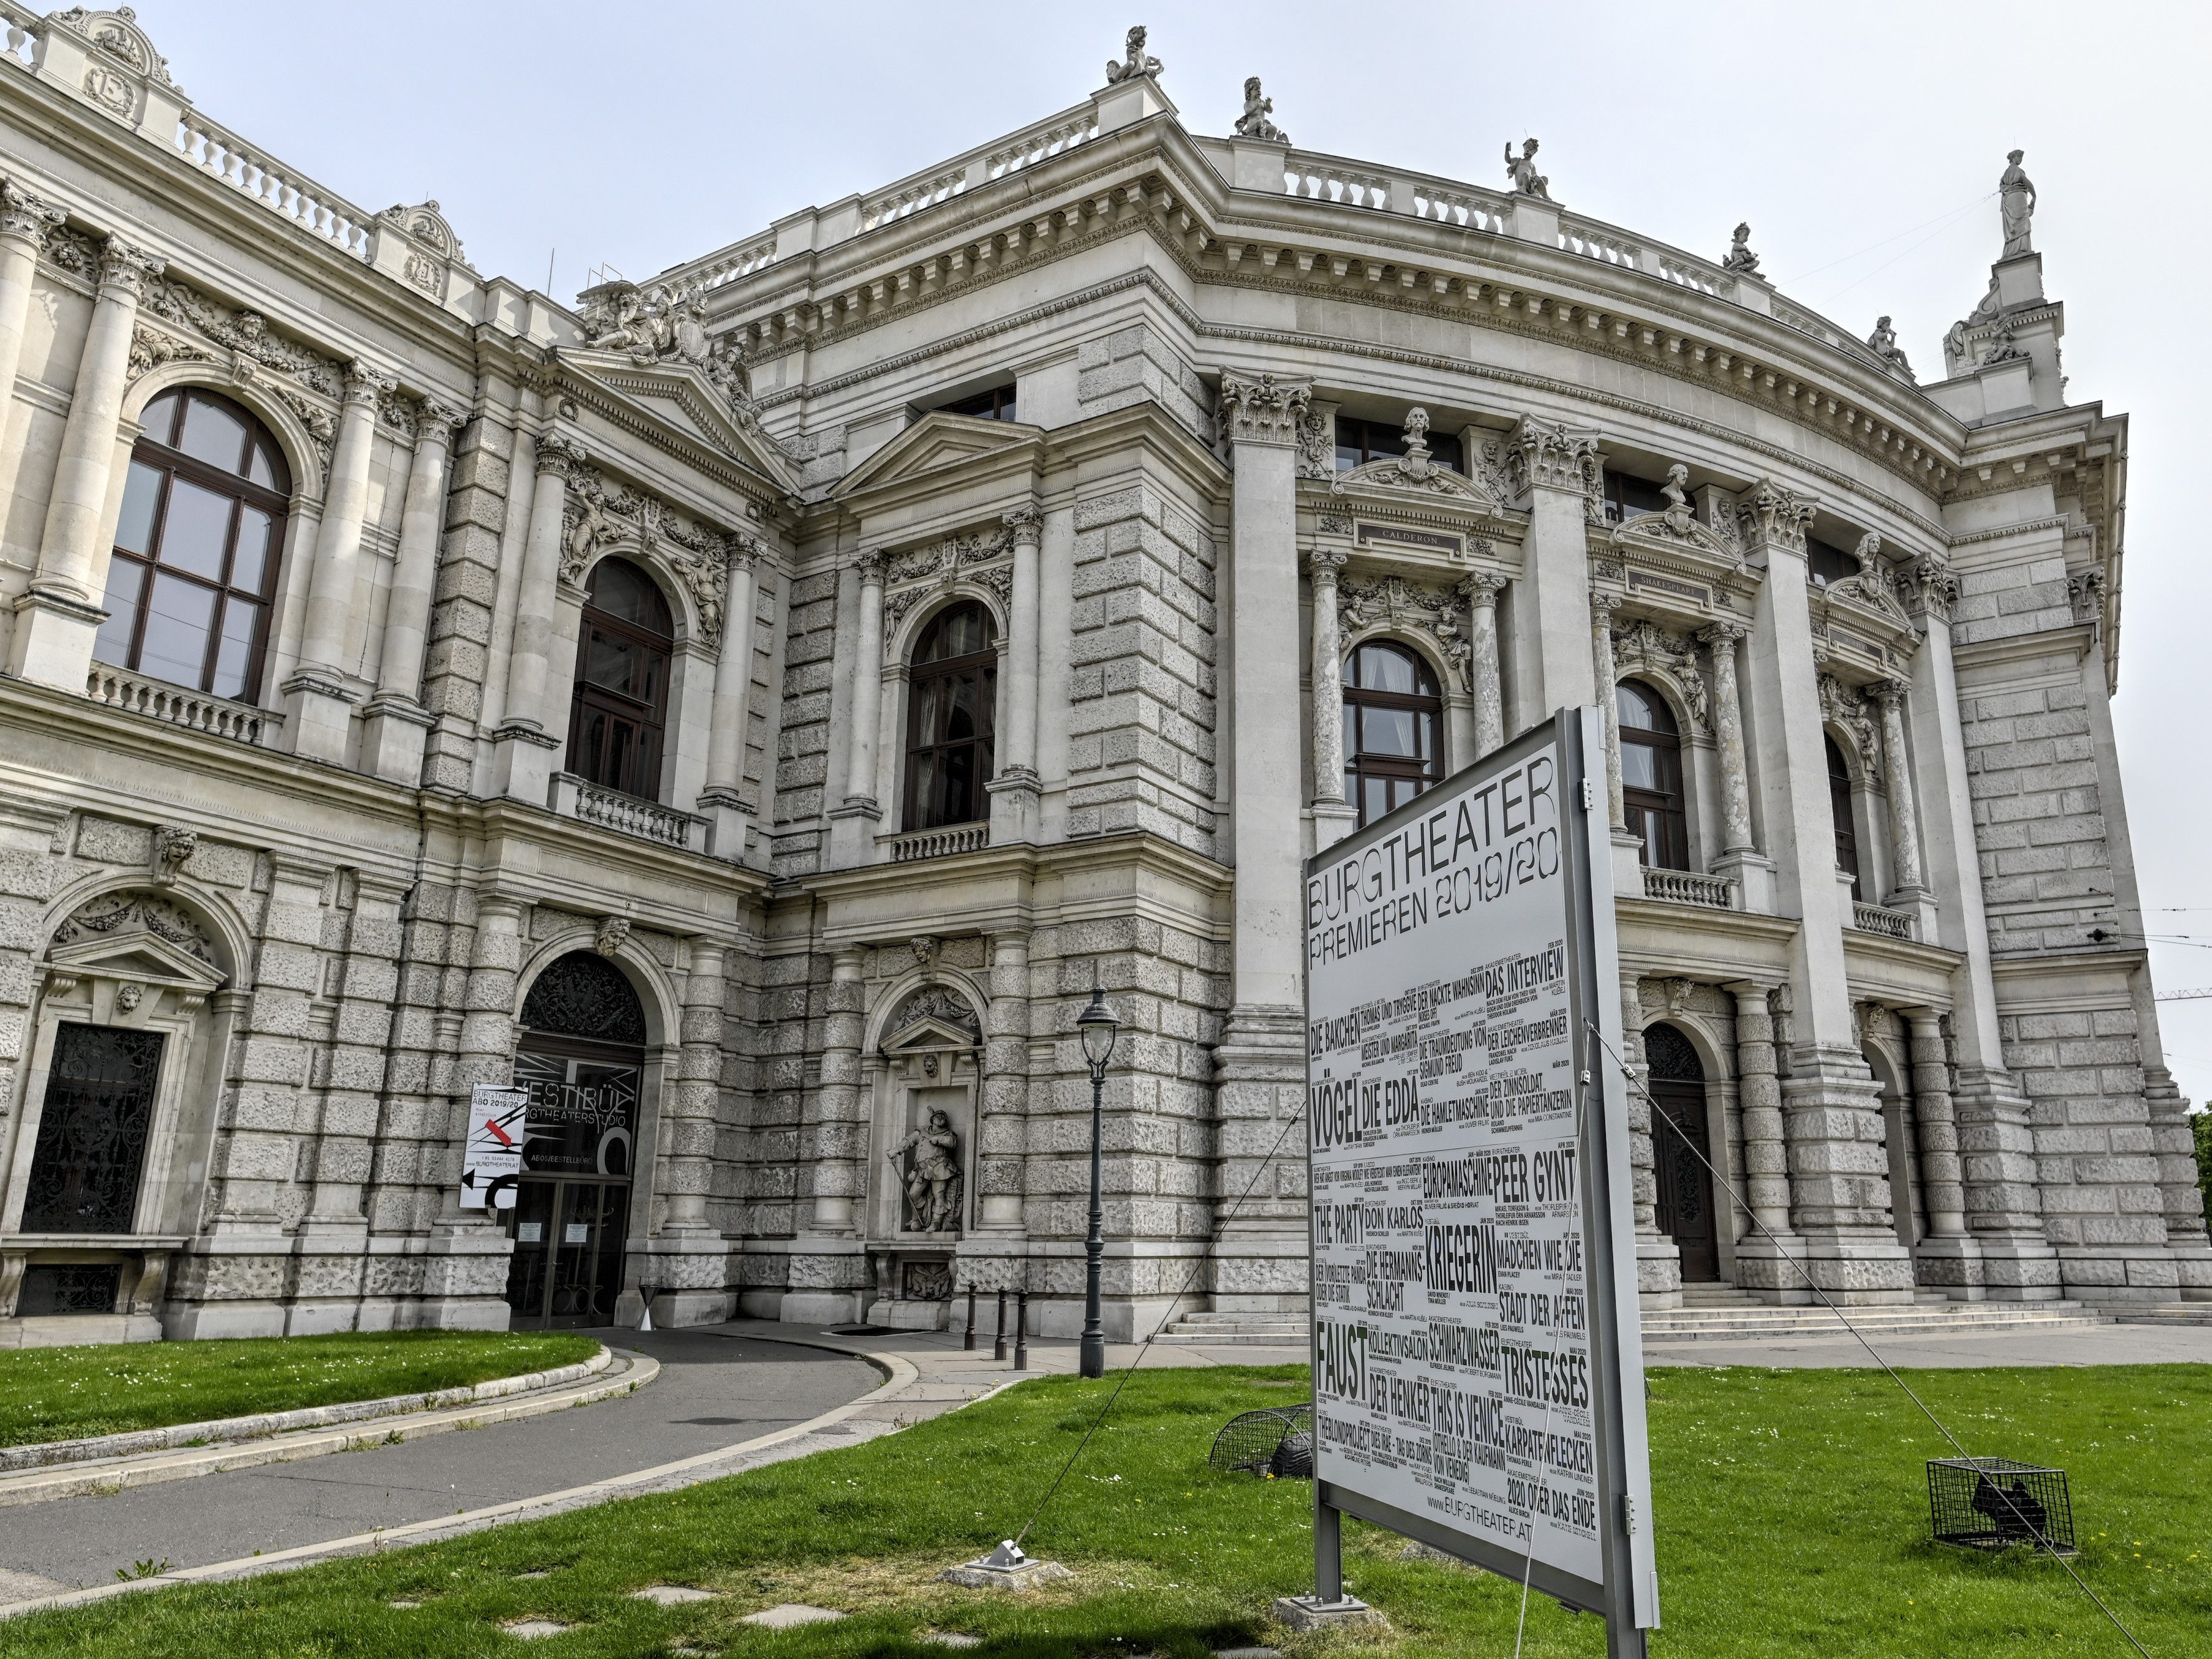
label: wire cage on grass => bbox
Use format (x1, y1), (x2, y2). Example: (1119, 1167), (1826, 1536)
(1209, 1404), (1314, 1479)
(1928, 1458), (2076, 1554)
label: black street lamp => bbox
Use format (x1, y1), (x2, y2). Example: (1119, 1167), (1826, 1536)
(1075, 984), (1121, 1379)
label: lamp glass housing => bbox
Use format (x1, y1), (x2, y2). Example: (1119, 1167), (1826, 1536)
(1077, 988), (1121, 1070)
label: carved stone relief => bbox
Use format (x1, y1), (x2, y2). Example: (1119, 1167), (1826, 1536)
(1339, 573), (1473, 691)
(557, 459), (740, 649)
(1818, 673), (1882, 769)
(52, 891), (217, 965)
(881, 521), (1015, 635)
(1612, 617), (1711, 733)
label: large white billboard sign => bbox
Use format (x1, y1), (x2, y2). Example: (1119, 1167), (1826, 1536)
(1303, 708), (1656, 1642)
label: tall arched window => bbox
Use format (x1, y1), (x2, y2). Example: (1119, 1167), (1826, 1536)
(1828, 736), (1862, 900)
(567, 558), (672, 802)
(95, 388), (290, 700)
(1343, 641), (1441, 827)
(904, 602), (997, 830)
(1643, 1022), (1719, 1283)
(1618, 680), (1689, 870)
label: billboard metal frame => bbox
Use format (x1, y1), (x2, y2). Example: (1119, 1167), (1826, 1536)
(1301, 705), (1656, 1653)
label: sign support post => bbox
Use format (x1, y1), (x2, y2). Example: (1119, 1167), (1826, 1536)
(1297, 706), (1656, 1650)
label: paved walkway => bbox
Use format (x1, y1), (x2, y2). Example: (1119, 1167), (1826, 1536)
(0, 1329), (876, 1600)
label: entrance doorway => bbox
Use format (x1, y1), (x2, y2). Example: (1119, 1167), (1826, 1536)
(502, 953), (648, 1329)
(1643, 1022), (1721, 1283)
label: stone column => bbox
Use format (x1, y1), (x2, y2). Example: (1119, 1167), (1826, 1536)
(1737, 480), (1911, 1303)
(1906, 1008), (1968, 1238)
(1213, 371), (1313, 1313)
(1702, 619), (1774, 911)
(361, 397), (463, 784)
(11, 238), (163, 690)
(1874, 677), (1932, 914)
(807, 947), (867, 1234)
(1725, 980), (1803, 1301)
(975, 931), (1031, 1234)
(491, 435), (579, 802)
(1307, 548), (1356, 849)
(1590, 592), (1626, 832)
(987, 504), (1045, 842)
(698, 535), (761, 858)
(284, 362), (394, 763)
(1462, 572), (1507, 758)
(0, 183), (63, 449)
(828, 553), (886, 863)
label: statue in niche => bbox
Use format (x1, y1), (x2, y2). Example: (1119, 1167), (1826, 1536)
(1722, 222), (1760, 275)
(1503, 138), (1550, 200)
(1999, 149), (2036, 258)
(1233, 77), (1288, 143)
(888, 1108), (963, 1233)
(1106, 25), (1163, 84)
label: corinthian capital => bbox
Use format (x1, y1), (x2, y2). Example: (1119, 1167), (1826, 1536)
(0, 180), (65, 248)
(1306, 548), (1347, 579)
(415, 395), (468, 440)
(1735, 477), (1816, 556)
(853, 548), (888, 583)
(1696, 619), (1748, 649)
(1002, 502), (1043, 545)
(1502, 414), (1600, 502)
(536, 433), (587, 478)
(1456, 571), (1508, 606)
(341, 360), (397, 406)
(1218, 371), (1311, 447)
(95, 238), (164, 299)
(728, 531), (764, 573)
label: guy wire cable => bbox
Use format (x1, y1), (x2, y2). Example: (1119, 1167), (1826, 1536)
(1587, 1020), (2151, 1658)
(1010, 1102), (1309, 1554)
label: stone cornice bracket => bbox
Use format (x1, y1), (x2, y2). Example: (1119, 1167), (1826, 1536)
(341, 360), (397, 406)
(536, 433), (587, 478)
(95, 238), (164, 299)
(1735, 477), (1815, 557)
(1218, 371), (1311, 447)
(1503, 414), (1600, 508)
(0, 180), (66, 249)
(1002, 503), (1043, 545)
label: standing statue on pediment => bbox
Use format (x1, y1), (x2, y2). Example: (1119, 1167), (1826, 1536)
(1106, 25), (1163, 83)
(1234, 77), (1289, 143)
(1504, 138), (1551, 200)
(2000, 149), (2036, 258)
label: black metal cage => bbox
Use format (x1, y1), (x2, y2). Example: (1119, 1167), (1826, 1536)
(1927, 1457), (2076, 1554)
(1208, 1404), (1314, 1479)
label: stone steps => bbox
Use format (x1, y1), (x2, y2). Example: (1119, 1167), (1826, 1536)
(1154, 1312), (1309, 1346)
(1643, 1300), (2108, 1340)
(2107, 1304), (2212, 1327)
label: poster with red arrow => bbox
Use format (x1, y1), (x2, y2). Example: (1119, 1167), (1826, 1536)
(461, 1083), (528, 1210)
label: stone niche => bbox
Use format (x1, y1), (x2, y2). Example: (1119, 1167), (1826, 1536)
(863, 984), (982, 1331)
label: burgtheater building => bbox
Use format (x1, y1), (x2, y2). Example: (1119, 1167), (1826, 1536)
(0, 9), (2198, 1346)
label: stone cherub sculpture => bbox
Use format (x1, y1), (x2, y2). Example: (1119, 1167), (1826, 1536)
(2000, 148), (2036, 258)
(1106, 25), (1163, 84)
(1721, 222), (1760, 275)
(1503, 138), (1550, 200)
(1865, 315), (1914, 381)
(888, 1107), (963, 1234)
(1233, 76), (1288, 143)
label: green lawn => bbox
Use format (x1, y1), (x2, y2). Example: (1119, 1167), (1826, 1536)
(1, 1362), (2205, 1656)
(0, 1329), (602, 1448)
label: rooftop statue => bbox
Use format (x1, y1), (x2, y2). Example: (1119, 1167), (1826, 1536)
(1233, 76), (1288, 143)
(577, 277), (749, 411)
(1866, 315), (1915, 382)
(2000, 148), (2036, 259)
(1503, 137), (1551, 200)
(1106, 24), (1163, 84)
(1721, 222), (1760, 275)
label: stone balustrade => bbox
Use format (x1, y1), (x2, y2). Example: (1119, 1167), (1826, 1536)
(549, 773), (708, 852)
(85, 665), (283, 746)
(173, 108), (374, 262)
(1851, 900), (1916, 941)
(1640, 867), (1739, 910)
(0, 2), (39, 68)
(888, 824), (989, 863)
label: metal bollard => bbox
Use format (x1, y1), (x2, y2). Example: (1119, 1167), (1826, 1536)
(1013, 1288), (1028, 1371)
(994, 1286), (1009, 1363)
(964, 1283), (976, 1351)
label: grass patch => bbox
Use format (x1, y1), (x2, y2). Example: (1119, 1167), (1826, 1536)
(1, 1362), (2205, 1655)
(0, 1329), (601, 1448)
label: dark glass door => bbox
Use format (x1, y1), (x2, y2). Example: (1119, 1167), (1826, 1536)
(1651, 1080), (1721, 1282)
(504, 1179), (629, 1328)
(24, 1024), (165, 1233)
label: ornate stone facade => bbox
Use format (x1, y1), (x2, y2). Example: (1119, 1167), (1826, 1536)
(0, 12), (2192, 1348)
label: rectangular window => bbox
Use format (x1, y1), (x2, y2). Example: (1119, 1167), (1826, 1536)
(939, 384), (1018, 422)
(1603, 472), (1671, 524)
(1334, 416), (1463, 474)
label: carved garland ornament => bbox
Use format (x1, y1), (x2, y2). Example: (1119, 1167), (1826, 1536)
(1338, 573), (1473, 692)
(556, 456), (746, 650)
(52, 891), (216, 965)
(881, 520), (1017, 636)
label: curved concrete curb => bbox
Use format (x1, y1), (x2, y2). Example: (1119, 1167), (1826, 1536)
(0, 1345), (616, 1474)
(0, 1348), (655, 1510)
(0, 1339), (913, 1620)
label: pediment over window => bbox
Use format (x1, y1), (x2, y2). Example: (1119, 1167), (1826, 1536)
(1610, 505), (1742, 566)
(879, 983), (983, 1053)
(833, 411), (1044, 502)
(1328, 450), (1511, 517)
(554, 351), (796, 494)
(44, 928), (227, 997)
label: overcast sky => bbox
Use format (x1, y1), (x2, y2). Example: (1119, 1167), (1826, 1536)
(159, 1), (2212, 1105)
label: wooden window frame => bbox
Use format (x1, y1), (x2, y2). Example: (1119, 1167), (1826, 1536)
(1618, 680), (1691, 872)
(566, 559), (674, 804)
(902, 603), (998, 832)
(1827, 735), (1863, 900)
(1343, 640), (1443, 828)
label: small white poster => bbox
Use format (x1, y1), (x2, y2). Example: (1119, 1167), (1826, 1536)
(461, 1083), (527, 1210)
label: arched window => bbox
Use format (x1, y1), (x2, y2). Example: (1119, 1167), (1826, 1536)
(1343, 641), (1441, 827)
(904, 602), (997, 831)
(1828, 736), (1862, 900)
(1618, 680), (1688, 870)
(95, 389), (290, 699)
(567, 558), (673, 802)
